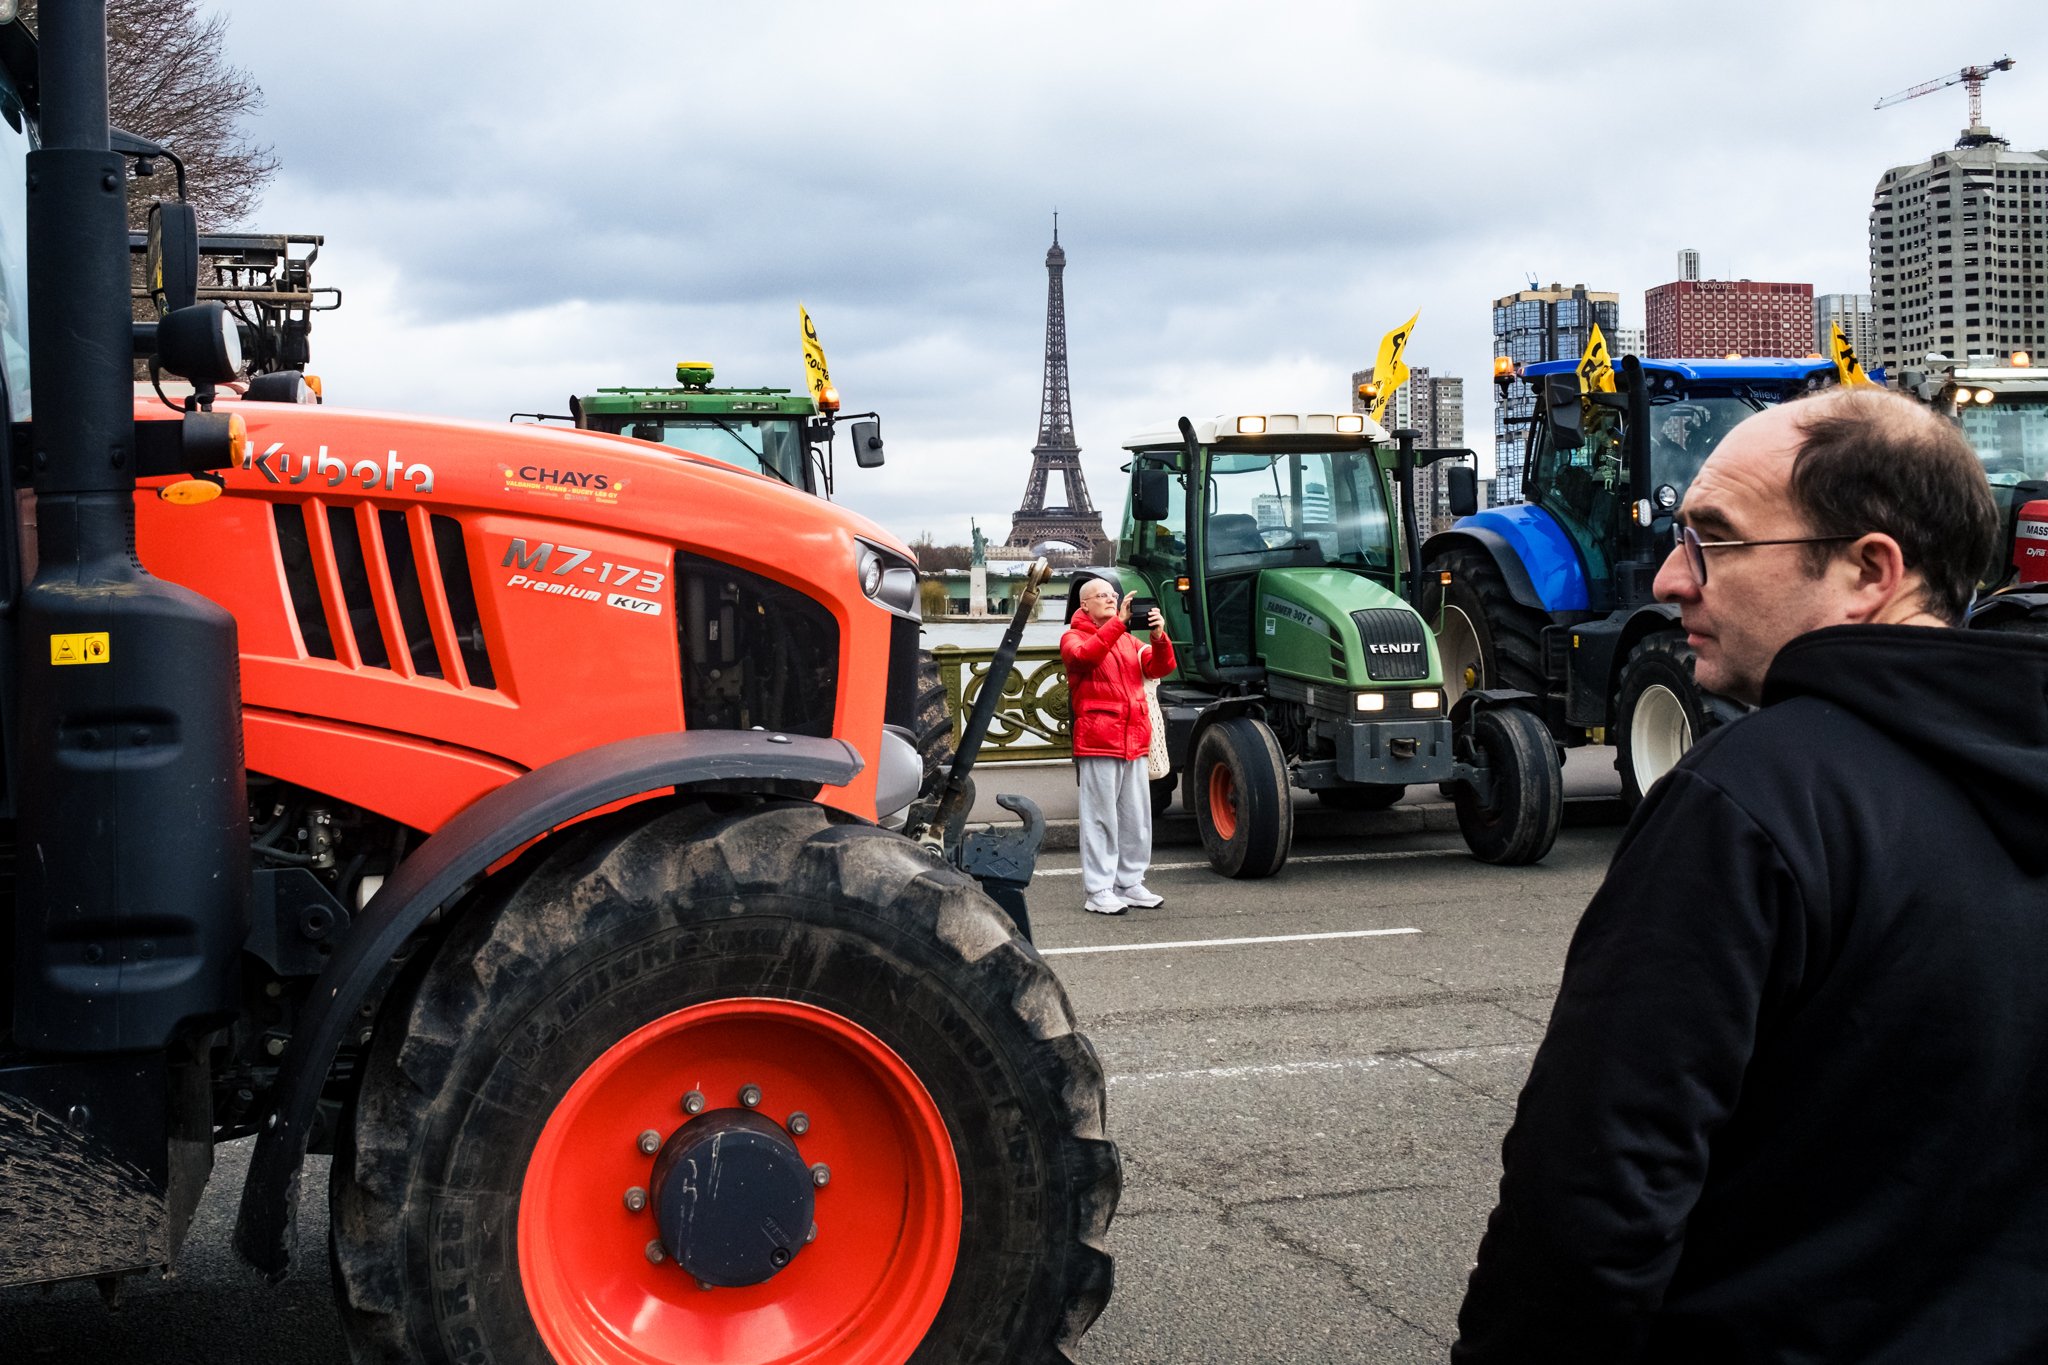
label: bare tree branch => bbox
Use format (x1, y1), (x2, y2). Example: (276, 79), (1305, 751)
(20, 0), (279, 229)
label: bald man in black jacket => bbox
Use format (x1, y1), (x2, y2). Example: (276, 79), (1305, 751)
(1454, 387), (2048, 1364)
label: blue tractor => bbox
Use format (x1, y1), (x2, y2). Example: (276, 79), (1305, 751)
(1422, 355), (1843, 805)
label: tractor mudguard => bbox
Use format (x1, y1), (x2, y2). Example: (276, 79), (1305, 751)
(1563, 603), (1681, 728)
(232, 729), (865, 1279)
(1449, 686), (1544, 729)
(1426, 512), (1589, 613)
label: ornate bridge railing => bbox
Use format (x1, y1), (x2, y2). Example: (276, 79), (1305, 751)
(931, 644), (1071, 764)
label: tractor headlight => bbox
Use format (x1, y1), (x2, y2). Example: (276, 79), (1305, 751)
(1355, 692), (1387, 713)
(856, 539), (921, 617)
(1411, 690), (1440, 710)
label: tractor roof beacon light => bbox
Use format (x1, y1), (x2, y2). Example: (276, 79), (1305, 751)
(2014, 352), (2033, 367)
(819, 385), (841, 413)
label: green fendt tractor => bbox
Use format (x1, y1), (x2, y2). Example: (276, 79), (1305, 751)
(1106, 411), (1562, 878)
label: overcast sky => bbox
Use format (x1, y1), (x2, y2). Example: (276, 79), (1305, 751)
(213, 1), (2048, 545)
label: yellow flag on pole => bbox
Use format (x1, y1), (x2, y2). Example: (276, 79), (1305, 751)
(1577, 323), (1616, 394)
(1368, 311), (1420, 425)
(799, 304), (834, 404)
(1830, 321), (1872, 387)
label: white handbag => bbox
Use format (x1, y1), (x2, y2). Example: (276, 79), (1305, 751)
(1143, 678), (1171, 781)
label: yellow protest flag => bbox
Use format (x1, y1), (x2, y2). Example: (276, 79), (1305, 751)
(1576, 323), (1616, 394)
(799, 304), (834, 404)
(1368, 310), (1420, 425)
(1830, 321), (1872, 388)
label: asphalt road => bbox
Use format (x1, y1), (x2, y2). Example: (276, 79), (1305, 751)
(2, 789), (1625, 1363)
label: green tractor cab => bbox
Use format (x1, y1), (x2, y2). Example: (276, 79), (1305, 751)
(1111, 411), (1562, 877)
(550, 361), (886, 497)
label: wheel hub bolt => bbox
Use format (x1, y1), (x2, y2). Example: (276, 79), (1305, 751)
(810, 1163), (831, 1188)
(769, 1247), (790, 1268)
(645, 1240), (665, 1264)
(739, 1083), (762, 1109)
(637, 1129), (662, 1156)
(623, 1186), (648, 1213)
(682, 1090), (706, 1115)
(787, 1111), (811, 1136)
(806, 1224), (817, 1244)
(696, 1278), (715, 1292)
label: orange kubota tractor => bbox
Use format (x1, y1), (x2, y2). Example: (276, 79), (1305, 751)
(2, 7), (1114, 1362)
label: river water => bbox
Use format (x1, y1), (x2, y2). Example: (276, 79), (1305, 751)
(920, 619), (1065, 650)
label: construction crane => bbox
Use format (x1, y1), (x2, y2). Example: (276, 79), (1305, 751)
(1874, 56), (2017, 129)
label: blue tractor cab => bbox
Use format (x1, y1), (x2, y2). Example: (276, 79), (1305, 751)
(1423, 354), (1841, 804)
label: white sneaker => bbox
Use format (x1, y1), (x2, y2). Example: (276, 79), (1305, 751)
(1116, 884), (1164, 908)
(1084, 892), (1128, 915)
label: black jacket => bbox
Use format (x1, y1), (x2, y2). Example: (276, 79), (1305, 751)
(1455, 624), (2048, 1364)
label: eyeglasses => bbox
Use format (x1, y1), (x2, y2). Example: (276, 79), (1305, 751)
(1674, 524), (1861, 586)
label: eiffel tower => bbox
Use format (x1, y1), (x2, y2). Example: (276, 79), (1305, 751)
(1005, 219), (1107, 559)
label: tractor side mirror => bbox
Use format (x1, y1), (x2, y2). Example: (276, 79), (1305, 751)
(1446, 464), (1478, 519)
(849, 419), (885, 468)
(1541, 372), (1584, 451)
(1132, 466), (1171, 522)
(145, 200), (200, 316)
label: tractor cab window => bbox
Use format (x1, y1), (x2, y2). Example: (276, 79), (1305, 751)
(1122, 449), (1189, 564)
(0, 66), (32, 420)
(597, 415), (812, 491)
(1644, 393), (1769, 496)
(1958, 396), (2048, 488)
(1203, 449), (1392, 574)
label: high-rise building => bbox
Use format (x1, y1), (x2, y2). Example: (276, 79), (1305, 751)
(1610, 326), (1647, 360)
(1814, 293), (1877, 361)
(1869, 132), (2047, 371)
(1678, 248), (1702, 282)
(1492, 284), (1619, 506)
(1349, 365), (1471, 533)
(1645, 276), (1815, 357)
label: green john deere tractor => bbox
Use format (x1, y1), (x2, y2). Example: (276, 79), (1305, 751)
(555, 360), (884, 496)
(1108, 411), (1562, 877)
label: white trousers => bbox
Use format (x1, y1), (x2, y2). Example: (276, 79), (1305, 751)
(1076, 756), (1154, 897)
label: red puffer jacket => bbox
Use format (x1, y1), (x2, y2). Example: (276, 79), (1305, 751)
(1060, 609), (1177, 760)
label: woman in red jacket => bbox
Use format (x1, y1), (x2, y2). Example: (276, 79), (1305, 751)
(1062, 577), (1177, 914)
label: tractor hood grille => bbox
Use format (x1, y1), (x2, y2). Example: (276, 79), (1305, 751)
(1350, 608), (1430, 681)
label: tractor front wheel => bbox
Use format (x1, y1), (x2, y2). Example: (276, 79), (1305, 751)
(1191, 717), (1292, 879)
(332, 798), (1116, 1365)
(1452, 706), (1562, 866)
(1614, 632), (1710, 807)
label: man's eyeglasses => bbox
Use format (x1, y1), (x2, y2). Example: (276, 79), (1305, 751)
(1674, 525), (1861, 586)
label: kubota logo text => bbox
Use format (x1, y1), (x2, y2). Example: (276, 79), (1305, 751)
(252, 442), (435, 494)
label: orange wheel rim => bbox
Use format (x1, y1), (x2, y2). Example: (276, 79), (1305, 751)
(1208, 765), (1238, 841)
(520, 998), (962, 1365)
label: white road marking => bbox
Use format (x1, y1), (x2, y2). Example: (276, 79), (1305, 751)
(1039, 926), (1420, 957)
(1107, 1042), (1536, 1087)
(1034, 847), (1467, 878)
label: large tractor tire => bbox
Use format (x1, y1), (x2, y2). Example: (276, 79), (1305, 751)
(1613, 631), (1712, 807)
(331, 798), (1117, 1365)
(1424, 547), (1548, 709)
(914, 647), (957, 788)
(1191, 716), (1292, 879)
(1453, 706), (1562, 866)
(1315, 784), (1406, 812)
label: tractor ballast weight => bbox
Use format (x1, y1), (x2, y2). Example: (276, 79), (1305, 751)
(0, 11), (1113, 1359)
(1105, 411), (1561, 879)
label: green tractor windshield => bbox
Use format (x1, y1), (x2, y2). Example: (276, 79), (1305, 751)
(586, 413), (812, 491)
(1202, 449), (1396, 573)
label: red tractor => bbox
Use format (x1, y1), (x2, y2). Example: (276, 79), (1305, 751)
(3, 7), (1114, 1362)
